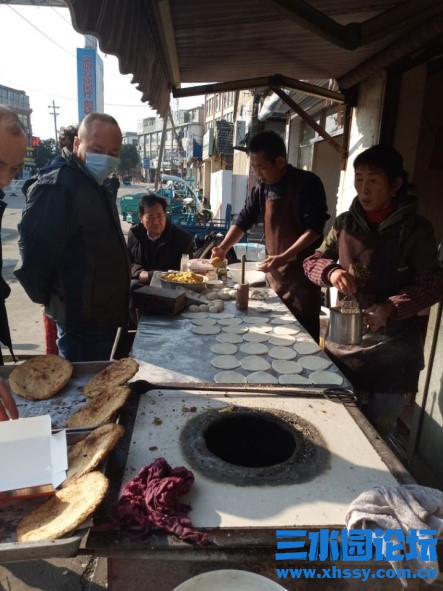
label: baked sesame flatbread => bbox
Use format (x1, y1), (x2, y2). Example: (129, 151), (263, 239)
(66, 385), (131, 428)
(9, 355), (73, 400)
(64, 423), (125, 487)
(16, 471), (108, 542)
(84, 358), (139, 398)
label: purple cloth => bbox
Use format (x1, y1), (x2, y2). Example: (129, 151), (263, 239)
(114, 458), (208, 545)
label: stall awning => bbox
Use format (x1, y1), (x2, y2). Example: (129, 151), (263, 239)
(64, 0), (443, 116)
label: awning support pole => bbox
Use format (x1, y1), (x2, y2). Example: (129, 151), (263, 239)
(270, 87), (346, 157)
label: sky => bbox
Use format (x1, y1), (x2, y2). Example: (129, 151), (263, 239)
(0, 4), (204, 140)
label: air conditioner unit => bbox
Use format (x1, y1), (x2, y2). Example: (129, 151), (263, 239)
(233, 120), (246, 146)
(202, 128), (214, 159)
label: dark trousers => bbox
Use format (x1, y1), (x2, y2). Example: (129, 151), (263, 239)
(56, 324), (117, 362)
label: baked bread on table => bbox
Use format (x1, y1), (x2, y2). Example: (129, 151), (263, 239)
(66, 385), (131, 428)
(64, 423), (125, 487)
(83, 358), (139, 398)
(9, 355), (73, 400)
(16, 471), (108, 542)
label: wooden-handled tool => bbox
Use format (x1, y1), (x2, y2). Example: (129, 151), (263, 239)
(236, 254), (249, 310)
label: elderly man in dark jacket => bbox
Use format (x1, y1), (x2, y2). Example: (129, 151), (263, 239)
(128, 193), (194, 283)
(15, 113), (131, 362)
(127, 193), (194, 325)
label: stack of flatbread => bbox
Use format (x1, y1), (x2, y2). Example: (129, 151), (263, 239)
(16, 471), (109, 543)
(66, 358), (139, 428)
(64, 423), (125, 486)
(12, 358), (140, 543)
(16, 416), (126, 542)
(9, 355), (73, 400)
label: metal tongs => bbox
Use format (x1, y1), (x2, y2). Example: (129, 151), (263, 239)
(129, 380), (356, 404)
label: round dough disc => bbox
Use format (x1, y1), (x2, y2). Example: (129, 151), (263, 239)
(309, 370), (343, 385)
(214, 371), (247, 384)
(299, 356), (331, 371)
(270, 316), (297, 325)
(242, 316), (269, 324)
(210, 343), (238, 355)
(242, 332), (269, 343)
(272, 326), (299, 335)
(278, 374), (311, 385)
(211, 355), (241, 369)
(247, 372), (278, 384)
(240, 356), (271, 371)
(239, 342), (269, 355)
(191, 318), (217, 326)
(182, 311), (208, 319)
(191, 325), (221, 335)
(248, 325), (272, 333)
(268, 346), (297, 360)
(209, 312), (234, 319)
(216, 333), (244, 344)
(268, 335), (296, 346)
(222, 325), (248, 334)
(217, 317), (243, 326)
(272, 359), (303, 374)
(293, 341), (321, 354)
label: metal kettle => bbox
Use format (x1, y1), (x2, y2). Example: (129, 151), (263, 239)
(327, 304), (368, 345)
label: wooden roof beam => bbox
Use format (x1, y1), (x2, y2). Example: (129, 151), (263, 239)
(271, 87), (346, 157)
(265, 0), (443, 50)
(173, 75), (346, 104)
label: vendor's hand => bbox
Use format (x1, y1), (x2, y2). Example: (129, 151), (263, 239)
(138, 271), (151, 283)
(211, 246), (226, 261)
(0, 378), (19, 421)
(329, 269), (357, 296)
(257, 255), (284, 272)
(365, 302), (395, 333)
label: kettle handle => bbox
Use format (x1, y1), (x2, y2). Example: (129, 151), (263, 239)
(362, 309), (370, 335)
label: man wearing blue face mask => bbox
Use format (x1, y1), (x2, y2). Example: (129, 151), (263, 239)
(15, 113), (131, 362)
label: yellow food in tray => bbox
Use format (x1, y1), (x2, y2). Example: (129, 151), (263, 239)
(162, 271), (204, 284)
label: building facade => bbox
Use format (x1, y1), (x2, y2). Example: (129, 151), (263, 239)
(122, 131), (138, 146)
(137, 106), (204, 182)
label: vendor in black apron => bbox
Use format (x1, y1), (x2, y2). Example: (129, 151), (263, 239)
(212, 131), (329, 342)
(304, 144), (443, 434)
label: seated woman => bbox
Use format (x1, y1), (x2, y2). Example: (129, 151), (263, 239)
(304, 144), (443, 435)
(127, 193), (195, 322)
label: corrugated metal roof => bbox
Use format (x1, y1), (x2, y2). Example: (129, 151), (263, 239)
(65, 0), (443, 116)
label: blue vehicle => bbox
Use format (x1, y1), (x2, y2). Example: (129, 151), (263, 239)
(118, 175), (233, 238)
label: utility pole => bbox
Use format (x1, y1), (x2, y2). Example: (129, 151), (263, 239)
(155, 114), (169, 191)
(48, 100), (60, 148)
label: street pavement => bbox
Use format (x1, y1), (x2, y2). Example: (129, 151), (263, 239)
(0, 183), (148, 590)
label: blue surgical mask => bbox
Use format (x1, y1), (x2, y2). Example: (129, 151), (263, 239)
(85, 152), (119, 185)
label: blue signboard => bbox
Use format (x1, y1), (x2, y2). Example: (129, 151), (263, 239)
(77, 48), (97, 121)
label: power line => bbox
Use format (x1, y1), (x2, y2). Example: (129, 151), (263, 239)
(46, 2), (73, 26)
(6, 4), (75, 57)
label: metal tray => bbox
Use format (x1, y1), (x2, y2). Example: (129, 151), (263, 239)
(0, 361), (116, 562)
(0, 361), (114, 430)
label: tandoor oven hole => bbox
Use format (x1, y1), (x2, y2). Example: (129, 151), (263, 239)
(180, 406), (329, 486)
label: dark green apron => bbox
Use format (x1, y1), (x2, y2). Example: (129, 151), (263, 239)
(325, 228), (423, 393)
